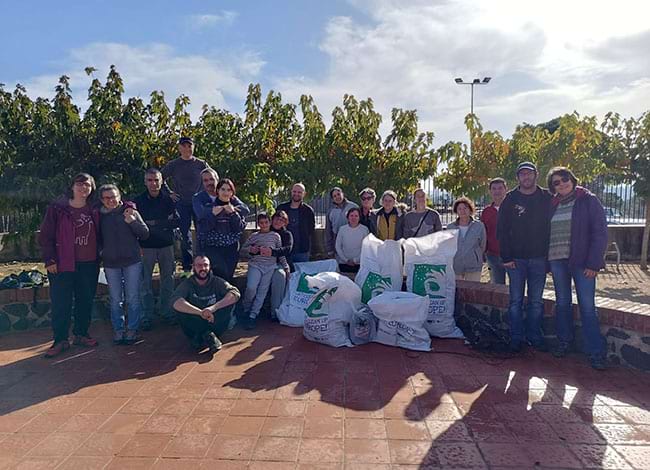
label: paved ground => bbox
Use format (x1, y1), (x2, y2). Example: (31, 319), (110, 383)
(1, 319), (649, 469)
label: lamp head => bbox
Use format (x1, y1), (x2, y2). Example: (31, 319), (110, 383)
(454, 78), (463, 84)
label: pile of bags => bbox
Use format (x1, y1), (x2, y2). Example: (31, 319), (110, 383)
(275, 231), (463, 351)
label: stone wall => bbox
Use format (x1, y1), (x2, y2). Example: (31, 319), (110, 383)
(454, 280), (650, 372)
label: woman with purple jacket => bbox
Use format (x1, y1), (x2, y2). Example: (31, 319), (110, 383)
(38, 173), (101, 358)
(547, 167), (608, 370)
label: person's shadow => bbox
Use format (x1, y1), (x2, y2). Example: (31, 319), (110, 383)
(225, 326), (649, 469)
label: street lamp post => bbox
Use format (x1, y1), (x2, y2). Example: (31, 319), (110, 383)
(454, 76), (491, 116)
(454, 77), (491, 155)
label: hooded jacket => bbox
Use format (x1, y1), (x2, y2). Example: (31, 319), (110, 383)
(549, 186), (607, 271)
(99, 201), (149, 268)
(38, 198), (101, 273)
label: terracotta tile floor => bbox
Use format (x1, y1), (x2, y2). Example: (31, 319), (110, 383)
(1, 320), (649, 469)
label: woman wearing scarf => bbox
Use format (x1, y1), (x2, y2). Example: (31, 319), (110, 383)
(547, 166), (608, 370)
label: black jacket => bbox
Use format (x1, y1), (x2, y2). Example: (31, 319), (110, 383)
(497, 186), (552, 263)
(272, 226), (294, 271)
(276, 201), (315, 254)
(134, 191), (179, 248)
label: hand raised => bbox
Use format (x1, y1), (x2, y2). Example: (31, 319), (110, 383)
(124, 208), (137, 224)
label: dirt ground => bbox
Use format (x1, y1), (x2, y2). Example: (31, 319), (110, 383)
(2, 259), (648, 305)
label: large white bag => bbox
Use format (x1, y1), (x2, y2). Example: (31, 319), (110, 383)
(277, 259), (338, 327)
(355, 234), (403, 304)
(302, 272), (361, 348)
(403, 231), (463, 338)
(368, 291), (431, 351)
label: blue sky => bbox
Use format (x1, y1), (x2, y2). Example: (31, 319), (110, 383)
(2, 0), (649, 144)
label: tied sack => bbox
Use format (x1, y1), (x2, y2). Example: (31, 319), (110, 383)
(302, 272), (361, 348)
(403, 231), (463, 338)
(368, 291), (431, 351)
(277, 259), (338, 327)
(349, 305), (377, 346)
(355, 234), (403, 304)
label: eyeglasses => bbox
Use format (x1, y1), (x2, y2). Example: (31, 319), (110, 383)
(552, 176), (571, 187)
(74, 182), (92, 188)
(360, 196), (373, 201)
(102, 195), (119, 200)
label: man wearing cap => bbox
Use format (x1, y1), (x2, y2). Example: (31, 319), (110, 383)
(162, 137), (213, 271)
(497, 162), (552, 353)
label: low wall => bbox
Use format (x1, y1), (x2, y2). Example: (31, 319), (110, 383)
(454, 281), (650, 372)
(2, 271), (648, 372)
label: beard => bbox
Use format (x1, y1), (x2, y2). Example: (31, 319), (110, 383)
(291, 194), (302, 202)
(194, 269), (210, 280)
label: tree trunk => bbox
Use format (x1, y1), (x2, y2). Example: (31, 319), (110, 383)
(641, 200), (650, 270)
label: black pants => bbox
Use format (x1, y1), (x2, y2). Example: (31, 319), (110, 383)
(176, 306), (233, 341)
(48, 261), (99, 343)
(203, 243), (239, 281)
(339, 263), (360, 273)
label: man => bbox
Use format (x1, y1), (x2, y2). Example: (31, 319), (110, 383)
(171, 255), (240, 353)
(481, 177), (507, 285)
(324, 187), (358, 257)
(358, 187), (377, 235)
(497, 162), (552, 353)
(134, 168), (180, 330)
(162, 136), (211, 271)
(277, 183), (316, 264)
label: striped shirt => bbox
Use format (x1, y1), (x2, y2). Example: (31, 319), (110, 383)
(548, 199), (575, 261)
(243, 231), (289, 270)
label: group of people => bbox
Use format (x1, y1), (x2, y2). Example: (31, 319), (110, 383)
(38, 136), (609, 370)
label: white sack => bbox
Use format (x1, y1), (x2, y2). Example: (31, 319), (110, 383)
(403, 231), (463, 338)
(355, 234), (403, 304)
(367, 291), (431, 351)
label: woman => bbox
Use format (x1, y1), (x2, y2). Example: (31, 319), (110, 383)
(447, 197), (486, 282)
(38, 173), (101, 358)
(402, 188), (443, 238)
(547, 167), (608, 370)
(358, 187), (377, 235)
(99, 184), (149, 345)
(374, 190), (404, 241)
(194, 178), (247, 281)
(335, 207), (370, 273)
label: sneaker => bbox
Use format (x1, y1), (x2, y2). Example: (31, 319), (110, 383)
(244, 316), (257, 330)
(73, 335), (99, 347)
(113, 331), (125, 345)
(202, 331), (222, 353)
(140, 319), (153, 331)
(123, 331), (138, 345)
(553, 342), (571, 358)
(44, 340), (70, 358)
(590, 357), (606, 371)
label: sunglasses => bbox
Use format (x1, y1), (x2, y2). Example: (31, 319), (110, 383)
(360, 196), (374, 201)
(552, 176), (571, 187)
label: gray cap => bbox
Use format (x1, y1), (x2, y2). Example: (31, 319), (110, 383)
(516, 161), (537, 174)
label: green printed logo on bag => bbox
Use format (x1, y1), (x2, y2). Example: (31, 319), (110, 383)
(305, 287), (338, 318)
(297, 273), (319, 294)
(412, 264), (446, 298)
(361, 272), (392, 304)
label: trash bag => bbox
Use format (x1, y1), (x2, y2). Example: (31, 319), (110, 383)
(17, 270), (45, 287)
(403, 231), (463, 339)
(302, 272), (361, 348)
(277, 259), (339, 327)
(367, 291), (431, 351)
(355, 234), (403, 304)
(0, 274), (19, 290)
(349, 305), (377, 346)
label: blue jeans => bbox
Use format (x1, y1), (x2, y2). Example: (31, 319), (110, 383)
(243, 264), (276, 319)
(549, 259), (605, 359)
(290, 252), (310, 264)
(176, 202), (195, 270)
(105, 262), (144, 334)
(505, 257), (547, 346)
(486, 254), (506, 285)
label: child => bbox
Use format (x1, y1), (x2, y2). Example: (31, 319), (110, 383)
(270, 211), (293, 319)
(241, 213), (289, 329)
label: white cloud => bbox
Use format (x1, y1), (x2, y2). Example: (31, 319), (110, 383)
(274, 0), (650, 144)
(11, 42), (264, 117)
(187, 11), (238, 29)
